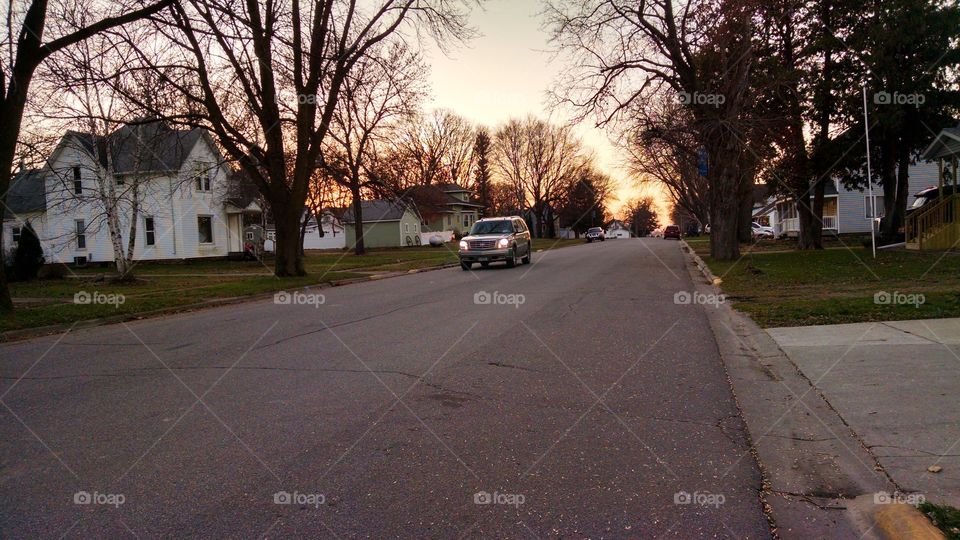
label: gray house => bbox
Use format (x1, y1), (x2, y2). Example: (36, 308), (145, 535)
(760, 161), (938, 237)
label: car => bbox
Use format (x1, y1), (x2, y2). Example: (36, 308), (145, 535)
(751, 221), (775, 239)
(458, 216), (532, 270)
(585, 227), (605, 242)
(663, 225), (681, 239)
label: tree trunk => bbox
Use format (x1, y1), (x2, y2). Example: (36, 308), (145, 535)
(350, 186), (366, 255)
(299, 212), (309, 256)
(878, 137), (898, 240)
(0, 224), (10, 312)
(737, 177), (753, 243)
(273, 201), (306, 276)
(122, 183), (141, 280)
(886, 143), (911, 242)
(707, 136), (741, 260)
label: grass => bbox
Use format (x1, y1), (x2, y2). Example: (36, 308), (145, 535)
(919, 501), (960, 539)
(691, 239), (960, 327)
(3, 239), (582, 336)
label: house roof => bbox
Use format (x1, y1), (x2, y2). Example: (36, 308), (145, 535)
(920, 127), (960, 161)
(4, 168), (46, 218)
(62, 120), (206, 175)
(437, 182), (471, 193)
(341, 200), (418, 223)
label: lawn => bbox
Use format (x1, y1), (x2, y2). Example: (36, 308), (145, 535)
(2, 239), (582, 336)
(689, 239), (960, 327)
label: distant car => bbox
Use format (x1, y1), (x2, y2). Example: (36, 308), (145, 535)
(663, 225), (681, 239)
(751, 222), (775, 239)
(585, 227), (605, 242)
(458, 216), (532, 270)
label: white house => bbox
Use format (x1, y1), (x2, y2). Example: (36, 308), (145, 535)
(758, 161), (938, 237)
(605, 220), (632, 239)
(2, 121), (259, 265)
(264, 210), (346, 251)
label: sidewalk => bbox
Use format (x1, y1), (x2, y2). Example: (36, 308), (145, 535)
(768, 318), (960, 509)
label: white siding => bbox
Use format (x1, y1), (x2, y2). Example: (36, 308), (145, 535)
(3, 132), (242, 264)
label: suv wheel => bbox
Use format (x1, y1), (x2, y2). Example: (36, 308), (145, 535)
(505, 248), (517, 268)
(521, 243), (531, 264)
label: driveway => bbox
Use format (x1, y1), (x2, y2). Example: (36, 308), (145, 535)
(1, 239), (770, 538)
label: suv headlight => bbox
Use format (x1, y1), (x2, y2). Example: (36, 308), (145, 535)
(459, 240), (468, 250)
(497, 238), (510, 248)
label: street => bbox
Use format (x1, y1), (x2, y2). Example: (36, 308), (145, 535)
(1, 239), (770, 538)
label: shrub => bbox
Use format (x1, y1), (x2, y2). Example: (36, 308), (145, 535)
(12, 223), (44, 281)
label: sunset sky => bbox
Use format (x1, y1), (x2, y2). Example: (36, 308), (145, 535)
(420, 0), (671, 224)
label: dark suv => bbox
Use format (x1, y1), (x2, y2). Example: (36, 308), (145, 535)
(664, 225), (681, 239)
(458, 217), (532, 270)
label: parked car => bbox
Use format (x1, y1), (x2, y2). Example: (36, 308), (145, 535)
(751, 222), (775, 239)
(663, 225), (681, 239)
(458, 216), (532, 270)
(585, 227), (605, 242)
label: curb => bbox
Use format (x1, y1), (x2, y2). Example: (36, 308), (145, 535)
(1, 262), (461, 343)
(680, 241), (945, 540)
(679, 240), (721, 285)
(875, 504), (945, 540)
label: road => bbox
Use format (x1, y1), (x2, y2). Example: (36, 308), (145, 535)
(1, 238), (770, 538)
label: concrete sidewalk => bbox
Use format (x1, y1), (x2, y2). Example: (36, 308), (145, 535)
(768, 318), (960, 508)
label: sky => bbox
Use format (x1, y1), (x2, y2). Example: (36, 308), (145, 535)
(419, 0), (670, 223)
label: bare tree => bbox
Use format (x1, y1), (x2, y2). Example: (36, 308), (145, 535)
(493, 116), (586, 237)
(0, 0), (173, 310)
(118, 0), (474, 275)
(545, 0), (759, 260)
(325, 41), (428, 255)
(623, 99), (710, 228)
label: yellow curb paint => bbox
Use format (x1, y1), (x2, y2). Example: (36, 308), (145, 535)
(875, 504), (945, 540)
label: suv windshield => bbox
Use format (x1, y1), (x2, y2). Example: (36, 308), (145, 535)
(587, 227), (603, 233)
(470, 220), (514, 235)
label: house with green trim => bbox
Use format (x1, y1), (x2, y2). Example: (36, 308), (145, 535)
(411, 183), (483, 236)
(342, 200), (424, 249)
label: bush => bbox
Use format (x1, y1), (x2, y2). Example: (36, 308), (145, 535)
(12, 223), (44, 281)
(37, 263), (68, 280)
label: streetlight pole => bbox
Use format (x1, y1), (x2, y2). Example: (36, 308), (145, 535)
(862, 83), (877, 258)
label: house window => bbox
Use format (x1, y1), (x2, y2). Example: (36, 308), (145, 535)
(73, 167), (82, 194)
(404, 223), (409, 233)
(144, 217), (156, 246)
(195, 163), (212, 191)
(245, 231), (254, 241)
(865, 195), (884, 218)
(75, 219), (86, 249)
(463, 214), (470, 228)
(197, 216), (213, 243)
(12, 226), (21, 245)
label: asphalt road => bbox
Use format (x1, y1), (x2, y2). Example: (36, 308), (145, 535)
(1, 238), (770, 539)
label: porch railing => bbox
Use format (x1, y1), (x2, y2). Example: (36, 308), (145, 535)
(906, 194), (959, 250)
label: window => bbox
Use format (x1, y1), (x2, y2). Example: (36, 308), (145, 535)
(144, 217), (156, 246)
(197, 216), (213, 243)
(73, 167), (82, 194)
(865, 195), (885, 218)
(75, 219), (86, 249)
(404, 223), (409, 233)
(463, 214), (470, 228)
(195, 163), (212, 191)
(12, 226), (21, 245)
(245, 231), (254, 241)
